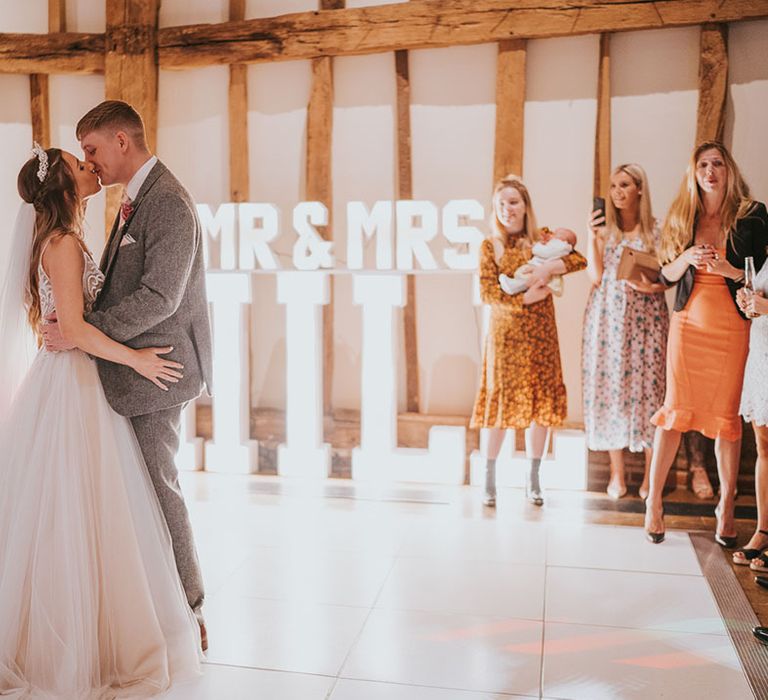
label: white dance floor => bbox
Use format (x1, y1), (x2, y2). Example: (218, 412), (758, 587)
(162, 473), (753, 700)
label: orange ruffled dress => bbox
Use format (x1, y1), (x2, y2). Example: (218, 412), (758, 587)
(651, 250), (749, 440)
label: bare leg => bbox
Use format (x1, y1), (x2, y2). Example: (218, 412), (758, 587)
(482, 427), (506, 460)
(644, 426), (682, 537)
(525, 423), (548, 459)
(753, 426), (768, 539)
(686, 431), (714, 499)
(734, 425), (768, 562)
(714, 434), (741, 540)
(607, 449), (627, 499)
(639, 447), (652, 499)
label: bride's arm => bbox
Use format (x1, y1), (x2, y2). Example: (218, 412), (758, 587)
(43, 235), (182, 390)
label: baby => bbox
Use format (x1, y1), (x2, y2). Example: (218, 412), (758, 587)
(498, 227), (577, 297)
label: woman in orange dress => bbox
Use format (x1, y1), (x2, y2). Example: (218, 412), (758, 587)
(471, 174), (586, 507)
(644, 141), (768, 544)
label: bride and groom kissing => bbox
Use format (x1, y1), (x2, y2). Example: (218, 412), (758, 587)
(0, 100), (212, 698)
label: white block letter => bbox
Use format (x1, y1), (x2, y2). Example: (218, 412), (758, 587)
(292, 202), (334, 270)
(205, 272), (258, 473)
(347, 201), (393, 270)
(396, 200), (439, 270)
(276, 272), (331, 477)
(442, 199), (485, 270)
(239, 203), (280, 270)
(197, 203), (236, 270)
(352, 275), (465, 484)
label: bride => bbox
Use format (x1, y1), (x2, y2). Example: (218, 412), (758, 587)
(0, 145), (202, 698)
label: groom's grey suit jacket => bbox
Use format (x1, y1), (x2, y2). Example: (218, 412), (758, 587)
(86, 160), (213, 417)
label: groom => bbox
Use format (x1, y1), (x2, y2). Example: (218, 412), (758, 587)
(43, 100), (212, 650)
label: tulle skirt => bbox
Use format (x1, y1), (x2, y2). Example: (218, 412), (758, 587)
(0, 349), (202, 699)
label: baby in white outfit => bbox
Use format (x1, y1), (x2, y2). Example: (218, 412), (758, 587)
(499, 228), (577, 297)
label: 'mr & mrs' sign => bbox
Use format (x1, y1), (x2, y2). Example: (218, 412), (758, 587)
(181, 199), (586, 491)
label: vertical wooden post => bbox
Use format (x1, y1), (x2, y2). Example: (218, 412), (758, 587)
(493, 39), (526, 181)
(306, 0), (341, 417)
(594, 33), (611, 197)
(228, 0), (249, 203)
(696, 23), (728, 144)
(29, 0), (66, 148)
(395, 49), (420, 414)
(104, 0), (160, 232)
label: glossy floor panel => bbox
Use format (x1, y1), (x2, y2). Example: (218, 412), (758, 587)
(172, 474), (752, 699)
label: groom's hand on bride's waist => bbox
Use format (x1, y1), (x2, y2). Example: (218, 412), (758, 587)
(42, 314), (76, 352)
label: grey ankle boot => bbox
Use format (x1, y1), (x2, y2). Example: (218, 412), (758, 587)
(484, 458), (497, 507)
(526, 458), (543, 506)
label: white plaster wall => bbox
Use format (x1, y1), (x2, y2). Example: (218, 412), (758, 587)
(610, 27), (700, 222)
(410, 44), (496, 415)
(523, 34), (599, 422)
(49, 74), (108, 258)
(246, 60), (312, 409)
(0, 76), (34, 267)
(726, 19), (768, 202)
(1, 5), (768, 426)
(332, 52), (397, 411)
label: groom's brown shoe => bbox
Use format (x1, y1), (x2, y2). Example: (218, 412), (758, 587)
(200, 622), (208, 652)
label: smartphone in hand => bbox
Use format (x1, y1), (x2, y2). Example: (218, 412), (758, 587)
(592, 196), (606, 220)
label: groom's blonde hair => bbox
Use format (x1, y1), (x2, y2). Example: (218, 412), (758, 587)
(76, 100), (148, 150)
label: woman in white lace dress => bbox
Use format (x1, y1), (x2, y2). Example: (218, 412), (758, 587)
(0, 147), (202, 698)
(734, 256), (768, 570)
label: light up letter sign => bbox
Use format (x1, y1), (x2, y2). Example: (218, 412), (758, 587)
(277, 272), (331, 477)
(352, 274), (465, 484)
(205, 272), (258, 473)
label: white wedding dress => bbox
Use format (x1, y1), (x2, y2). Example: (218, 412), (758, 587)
(0, 249), (202, 699)
(740, 259), (768, 426)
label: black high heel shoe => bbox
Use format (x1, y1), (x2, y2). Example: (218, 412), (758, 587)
(644, 500), (665, 544)
(733, 529), (768, 565)
(715, 505), (738, 548)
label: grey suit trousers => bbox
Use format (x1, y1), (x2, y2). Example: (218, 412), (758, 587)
(130, 405), (205, 621)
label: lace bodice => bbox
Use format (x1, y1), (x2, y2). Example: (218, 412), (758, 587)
(38, 248), (104, 317)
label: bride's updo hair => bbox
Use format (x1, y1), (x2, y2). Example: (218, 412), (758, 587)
(17, 148), (85, 340)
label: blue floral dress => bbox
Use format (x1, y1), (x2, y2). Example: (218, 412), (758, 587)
(581, 230), (669, 451)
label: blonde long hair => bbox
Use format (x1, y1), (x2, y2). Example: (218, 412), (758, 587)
(17, 149), (85, 341)
(490, 174), (541, 251)
(660, 141), (754, 263)
(604, 163), (656, 253)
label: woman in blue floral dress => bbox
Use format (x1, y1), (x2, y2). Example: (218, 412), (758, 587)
(582, 164), (669, 499)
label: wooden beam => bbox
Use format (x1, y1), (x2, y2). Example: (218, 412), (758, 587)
(493, 39), (526, 181)
(29, 1), (67, 150)
(2, 1), (767, 75)
(395, 50), (420, 414)
(104, 0), (160, 233)
(594, 33), (611, 197)
(29, 75), (51, 148)
(0, 33), (104, 74)
(228, 0), (250, 203)
(49, 0), (66, 33)
(155, 0), (768, 69)
(306, 3), (339, 416)
(696, 23), (728, 144)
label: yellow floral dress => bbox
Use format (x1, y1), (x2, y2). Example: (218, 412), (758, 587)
(471, 235), (587, 429)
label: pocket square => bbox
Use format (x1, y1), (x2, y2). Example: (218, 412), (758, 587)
(119, 233), (137, 248)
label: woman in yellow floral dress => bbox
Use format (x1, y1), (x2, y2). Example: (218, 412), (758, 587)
(471, 174), (586, 506)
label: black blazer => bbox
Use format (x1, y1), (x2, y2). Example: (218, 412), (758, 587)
(661, 201), (768, 320)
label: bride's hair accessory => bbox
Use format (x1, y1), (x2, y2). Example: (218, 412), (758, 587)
(31, 142), (49, 183)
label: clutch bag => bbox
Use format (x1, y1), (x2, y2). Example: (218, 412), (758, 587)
(616, 246), (660, 283)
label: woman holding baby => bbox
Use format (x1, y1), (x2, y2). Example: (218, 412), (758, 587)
(471, 174), (586, 507)
(581, 164), (669, 500)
